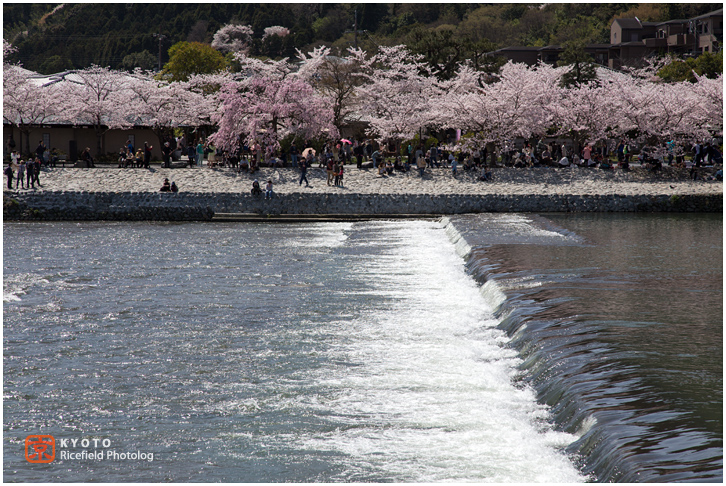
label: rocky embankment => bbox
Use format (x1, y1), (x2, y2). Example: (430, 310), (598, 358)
(4, 165), (722, 221)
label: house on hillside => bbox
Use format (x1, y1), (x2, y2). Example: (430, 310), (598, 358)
(609, 9), (723, 68)
(487, 9), (722, 70)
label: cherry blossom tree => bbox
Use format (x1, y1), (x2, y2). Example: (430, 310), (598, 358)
(296, 46), (364, 133)
(605, 71), (702, 155)
(212, 24), (254, 54)
(691, 73), (723, 137)
(548, 76), (613, 154)
(261, 26), (292, 58)
(126, 71), (211, 151)
(352, 45), (444, 150)
(440, 61), (561, 153)
(60, 65), (136, 156)
(3, 42), (68, 157)
(262, 26), (290, 39)
(210, 52), (337, 151)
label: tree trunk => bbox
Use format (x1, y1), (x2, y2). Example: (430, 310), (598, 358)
(20, 127), (31, 158)
(95, 126), (104, 158)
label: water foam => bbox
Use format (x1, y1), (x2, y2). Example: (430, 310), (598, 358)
(294, 221), (586, 482)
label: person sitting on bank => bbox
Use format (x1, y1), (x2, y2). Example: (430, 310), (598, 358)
(134, 148), (144, 168)
(170, 181), (179, 193)
(264, 180), (273, 199)
(478, 166), (493, 182)
(251, 179), (262, 196)
(80, 147), (95, 167)
(160, 178), (171, 192)
(118, 147), (127, 168)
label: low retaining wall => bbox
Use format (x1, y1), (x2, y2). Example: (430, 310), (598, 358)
(4, 191), (722, 221)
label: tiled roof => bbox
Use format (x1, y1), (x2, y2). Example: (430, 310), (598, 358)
(613, 18), (642, 29)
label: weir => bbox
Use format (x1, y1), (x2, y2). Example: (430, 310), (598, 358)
(4, 191), (722, 221)
(442, 213), (723, 482)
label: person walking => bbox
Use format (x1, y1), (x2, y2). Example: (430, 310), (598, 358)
(31, 157), (42, 187)
(26, 158), (35, 188)
(298, 157), (310, 187)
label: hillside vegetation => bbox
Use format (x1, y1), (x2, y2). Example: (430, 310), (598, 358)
(4, 3), (721, 74)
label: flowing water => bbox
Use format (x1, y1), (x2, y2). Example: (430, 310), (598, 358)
(3, 214), (721, 482)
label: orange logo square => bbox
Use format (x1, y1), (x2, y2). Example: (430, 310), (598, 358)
(25, 435), (55, 463)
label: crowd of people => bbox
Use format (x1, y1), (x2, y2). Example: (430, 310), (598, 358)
(4, 135), (723, 192)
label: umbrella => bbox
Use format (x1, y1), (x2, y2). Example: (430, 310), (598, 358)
(302, 147), (316, 157)
(340, 138), (352, 144)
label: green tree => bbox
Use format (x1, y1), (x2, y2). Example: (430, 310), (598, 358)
(408, 26), (465, 80)
(693, 50), (723, 79)
(160, 41), (226, 81)
(557, 40), (597, 87)
(38, 54), (73, 74)
(121, 50), (157, 72)
(657, 51), (723, 82)
(657, 58), (695, 82)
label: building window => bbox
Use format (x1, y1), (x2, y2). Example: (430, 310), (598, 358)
(43, 133), (50, 151)
(128, 134), (135, 151)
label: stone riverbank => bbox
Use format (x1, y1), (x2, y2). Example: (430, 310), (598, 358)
(4, 165), (722, 221)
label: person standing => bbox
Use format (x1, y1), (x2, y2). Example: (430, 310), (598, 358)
(417, 152), (426, 177)
(354, 141), (363, 169)
(290, 141), (298, 168)
(207, 141), (216, 167)
(430, 144), (438, 167)
(35, 140), (46, 165)
(326, 157), (335, 186)
(5, 163), (14, 189)
(187, 142), (196, 168)
(143, 142), (152, 169)
(582, 145), (592, 166)
(162, 142), (172, 168)
(693, 141), (703, 166)
(336, 162), (344, 187)
(298, 157), (309, 187)
(196, 140), (205, 167)
(16, 159), (26, 189)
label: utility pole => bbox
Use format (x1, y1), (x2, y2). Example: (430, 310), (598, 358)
(153, 32), (166, 72)
(354, 8), (358, 49)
